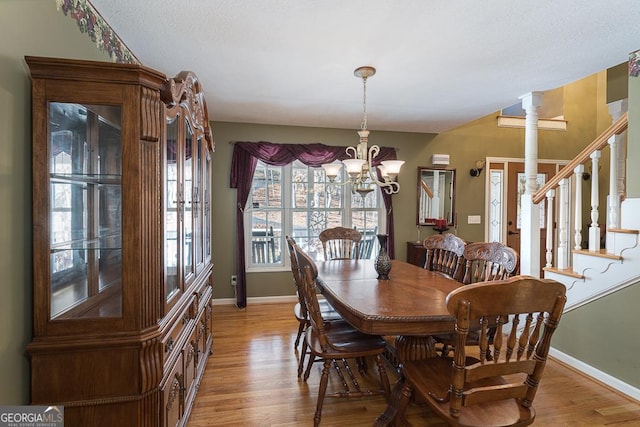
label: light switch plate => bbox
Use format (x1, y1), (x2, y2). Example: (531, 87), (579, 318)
(468, 215), (481, 224)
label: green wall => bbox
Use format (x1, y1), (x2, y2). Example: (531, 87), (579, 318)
(210, 72), (611, 301)
(553, 284), (640, 388)
(0, 0), (111, 405)
(210, 123), (437, 299)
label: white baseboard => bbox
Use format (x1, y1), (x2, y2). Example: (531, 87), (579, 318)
(549, 347), (640, 402)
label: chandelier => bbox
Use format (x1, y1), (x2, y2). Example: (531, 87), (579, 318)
(322, 66), (404, 197)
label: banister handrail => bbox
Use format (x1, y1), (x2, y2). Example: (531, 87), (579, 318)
(533, 111), (628, 204)
(420, 179), (434, 198)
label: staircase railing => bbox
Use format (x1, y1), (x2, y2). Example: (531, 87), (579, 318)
(532, 111), (628, 272)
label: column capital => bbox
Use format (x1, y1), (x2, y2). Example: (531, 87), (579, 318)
(519, 91), (544, 110)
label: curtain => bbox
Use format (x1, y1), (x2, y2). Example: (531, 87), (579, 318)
(230, 141), (398, 308)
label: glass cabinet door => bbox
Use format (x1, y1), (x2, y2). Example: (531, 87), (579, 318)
(162, 110), (212, 307)
(183, 121), (194, 282)
(164, 116), (180, 302)
(203, 147), (212, 264)
(194, 137), (203, 270)
(49, 102), (122, 319)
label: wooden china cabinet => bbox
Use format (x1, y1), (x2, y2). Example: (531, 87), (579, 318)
(26, 56), (214, 426)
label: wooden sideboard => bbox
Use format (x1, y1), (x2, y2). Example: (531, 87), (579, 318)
(406, 241), (427, 267)
(27, 56), (215, 426)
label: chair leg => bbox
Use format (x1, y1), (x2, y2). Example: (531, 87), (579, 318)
(298, 339), (309, 378)
(294, 319), (306, 349)
(303, 349), (315, 381)
(375, 354), (392, 400)
(356, 356), (368, 375)
(314, 358), (332, 427)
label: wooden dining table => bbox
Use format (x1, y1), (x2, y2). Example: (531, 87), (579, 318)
(315, 258), (464, 361)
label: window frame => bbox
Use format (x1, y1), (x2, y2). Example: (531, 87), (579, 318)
(244, 160), (385, 272)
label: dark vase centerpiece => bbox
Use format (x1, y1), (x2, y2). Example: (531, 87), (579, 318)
(374, 234), (392, 280)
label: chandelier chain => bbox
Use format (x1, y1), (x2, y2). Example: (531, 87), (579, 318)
(361, 75), (368, 131)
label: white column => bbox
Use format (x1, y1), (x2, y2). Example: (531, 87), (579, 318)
(574, 165), (584, 250)
(607, 99), (627, 230)
(588, 151), (601, 252)
(608, 135), (619, 231)
(557, 178), (569, 270)
(519, 92), (543, 277)
(545, 189), (555, 268)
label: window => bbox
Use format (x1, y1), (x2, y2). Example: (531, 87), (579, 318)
(245, 159), (384, 270)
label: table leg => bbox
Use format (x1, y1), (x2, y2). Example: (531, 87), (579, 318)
(394, 335), (436, 360)
(376, 335), (436, 426)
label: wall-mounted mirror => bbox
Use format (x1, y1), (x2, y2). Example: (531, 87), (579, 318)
(417, 167), (456, 226)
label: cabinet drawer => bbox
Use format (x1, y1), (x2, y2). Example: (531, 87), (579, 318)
(162, 297), (194, 367)
(198, 298), (213, 366)
(162, 356), (183, 427)
(183, 318), (199, 404)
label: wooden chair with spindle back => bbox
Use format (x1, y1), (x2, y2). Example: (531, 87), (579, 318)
(436, 241), (520, 357)
(423, 233), (466, 282)
(378, 276), (566, 427)
(319, 226), (362, 260)
(293, 242), (391, 427)
(462, 241), (519, 284)
(285, 236), (341, 377)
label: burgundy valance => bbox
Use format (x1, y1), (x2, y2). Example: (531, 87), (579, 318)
(229, 141), (397, 308)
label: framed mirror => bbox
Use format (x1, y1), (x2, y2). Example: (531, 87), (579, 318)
(417, 167), (456, 227)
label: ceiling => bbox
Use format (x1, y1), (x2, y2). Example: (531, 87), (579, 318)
(89, 0), (640, 134)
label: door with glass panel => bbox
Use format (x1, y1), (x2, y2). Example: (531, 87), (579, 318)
(487, 160), (560, 276)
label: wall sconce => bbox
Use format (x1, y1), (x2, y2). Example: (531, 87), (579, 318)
(470, 160), (486, 177)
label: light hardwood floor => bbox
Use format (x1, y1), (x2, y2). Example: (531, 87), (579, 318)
(188, 302), (640, 426)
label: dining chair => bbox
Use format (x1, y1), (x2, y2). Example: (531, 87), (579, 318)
(462, 241), (519, 284)
(423, 233), (466, 282)
(285, 236), (341, 377)
(355, 226), (378, 259)
(380, 276), (566, 427)
(293, 243), (391, 427)
(319, 226), (362, 260)
(436, 241), (519, 356)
